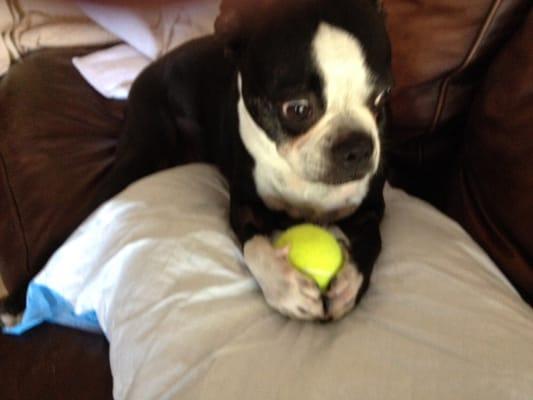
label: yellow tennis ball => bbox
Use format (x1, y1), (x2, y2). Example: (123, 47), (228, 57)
(274, 224), (343, 292)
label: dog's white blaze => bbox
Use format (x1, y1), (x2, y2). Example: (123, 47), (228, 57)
(314, 23), (373, 111)
(312, 23), (380, 164)
(238, 79), (370, 222)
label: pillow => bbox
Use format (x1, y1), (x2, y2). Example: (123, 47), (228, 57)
(5, 164), (533, 399)
(0, 0), (117, 76)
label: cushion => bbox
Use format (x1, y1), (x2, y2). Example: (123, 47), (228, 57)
(385, 0), (531, 203)
(0, 47), (127, 295)
(5, 164), (533, 399)
(448, 9), (533, 305)
(386, 0), (529, 139)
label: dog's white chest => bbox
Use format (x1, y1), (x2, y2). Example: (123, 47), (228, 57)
(254, 163), (369, 222)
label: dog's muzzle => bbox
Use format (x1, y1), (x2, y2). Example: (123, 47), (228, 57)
(321, 131), (375, 184)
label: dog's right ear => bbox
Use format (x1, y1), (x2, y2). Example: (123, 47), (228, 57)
(373, 0), (386, 16)
(214, 2), (248, 59)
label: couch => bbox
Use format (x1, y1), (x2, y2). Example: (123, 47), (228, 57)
(0, 0), (531, 398)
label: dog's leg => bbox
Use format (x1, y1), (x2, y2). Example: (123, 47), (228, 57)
(322, 228), (365, 321)
(244, 235), (325, 320)
(234, 191), (324, 320)
(324, 178), (385, 320)
(322, 222), (381, 320)
(326, 223), (382, 321)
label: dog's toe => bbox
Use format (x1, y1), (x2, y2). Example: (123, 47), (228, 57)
(244, 235), (325, 320)
(325, 260), (363, 320)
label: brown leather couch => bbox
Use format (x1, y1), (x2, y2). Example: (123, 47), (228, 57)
(1, 1), (531, 398)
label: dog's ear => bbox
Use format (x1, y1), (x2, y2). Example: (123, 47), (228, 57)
(214, 8), (242, 54)
(215, 0), (253, 59)
(215, 0), (277, 59)
(373, 0), (385, 14)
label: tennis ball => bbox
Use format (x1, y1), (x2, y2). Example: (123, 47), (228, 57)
(274, 224), (343, 292)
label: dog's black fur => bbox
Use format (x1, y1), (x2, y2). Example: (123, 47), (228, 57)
(1, 0), (391, 321)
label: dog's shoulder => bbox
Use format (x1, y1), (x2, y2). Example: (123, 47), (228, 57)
(130, 36), (235, 109)
(162, 36), (230, 78)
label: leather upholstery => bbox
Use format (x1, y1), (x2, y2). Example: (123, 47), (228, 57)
(0, 324), (112, 400)
(386, 0), (529, 139)
(385, 0), (531, 205)
(0, 48), (126, 294)
(448, 9), (533, 304)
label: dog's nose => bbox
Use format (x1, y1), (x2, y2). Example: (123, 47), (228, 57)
(330, 132), (374, 168)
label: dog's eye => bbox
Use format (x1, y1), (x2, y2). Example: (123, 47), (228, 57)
(282, 99), (313, 122)
(373, 88), (390, 108)
(278, 94), (322, 134)
(374, 92), (385, 108)
(370, 88), (390, 119)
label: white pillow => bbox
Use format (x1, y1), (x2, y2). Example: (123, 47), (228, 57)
(5, 164), (533, 400)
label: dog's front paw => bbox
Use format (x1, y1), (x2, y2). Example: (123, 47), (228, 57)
(324, 249), (364, 321)
(244, 235), (325, 320)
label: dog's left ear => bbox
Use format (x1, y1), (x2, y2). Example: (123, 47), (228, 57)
(215, 0), (258, 59)
(214, 8), (243, 53)
(215, 0), (279, 59)
(372, 0), (385, 14)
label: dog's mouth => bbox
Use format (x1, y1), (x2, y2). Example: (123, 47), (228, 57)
(294, 158), (374, 186)
(319, 170), (369, 186)
(278, 127), (378, 187)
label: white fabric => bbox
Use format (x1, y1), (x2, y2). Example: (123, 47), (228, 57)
(72, 44), (150, 99)
(73, 0), (220, 99)
(0, 0), (117, 76)
(16, 164), (533, 399)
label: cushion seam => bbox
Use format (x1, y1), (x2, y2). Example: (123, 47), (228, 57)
(460, 167), (533, 294)
(0, 148), (30, 283)
(428, 0), (503, 134)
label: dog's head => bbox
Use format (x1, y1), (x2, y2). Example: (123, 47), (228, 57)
(216, 0), (392, 187)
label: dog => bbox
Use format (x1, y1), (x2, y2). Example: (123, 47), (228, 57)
(1, 0), (392, 325)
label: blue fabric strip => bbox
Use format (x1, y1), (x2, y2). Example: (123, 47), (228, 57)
(3, 283), (102, 336)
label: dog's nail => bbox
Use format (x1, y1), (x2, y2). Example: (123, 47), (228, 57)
(298, 277), (314, 288)
(274, 245), (290, 258)
(297, 306), (310, 316)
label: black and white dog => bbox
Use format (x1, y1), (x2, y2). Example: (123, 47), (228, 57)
(1, 0), (392, 324)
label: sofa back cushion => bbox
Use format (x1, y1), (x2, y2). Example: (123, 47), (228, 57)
(447, 9), (533, 305)
(385, 0), (531, 203)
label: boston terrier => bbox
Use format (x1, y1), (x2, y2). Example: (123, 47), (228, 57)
(1, 0), (392, 325)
